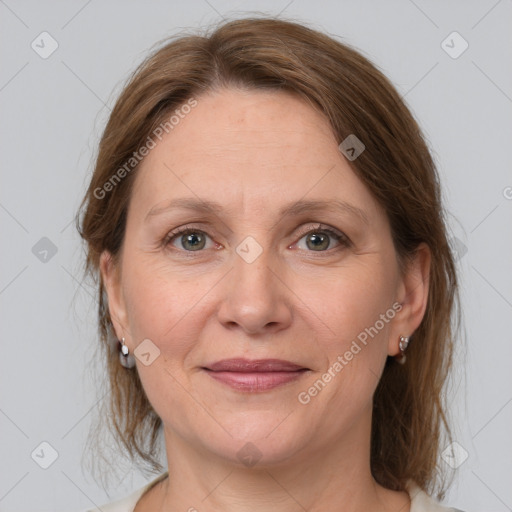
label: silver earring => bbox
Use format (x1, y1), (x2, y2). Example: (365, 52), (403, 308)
(396, 335), (410, 365)
(119, 338), (136, 368)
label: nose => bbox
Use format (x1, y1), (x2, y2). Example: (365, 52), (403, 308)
(216, 244), (293, 336)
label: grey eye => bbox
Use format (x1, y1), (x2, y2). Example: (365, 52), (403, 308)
(306, 232), (330, 250)
(170, 231), (210, 251)
(297, 230), (342, 251)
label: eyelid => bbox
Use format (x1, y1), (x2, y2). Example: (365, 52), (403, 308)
(293, 223), (351, 247)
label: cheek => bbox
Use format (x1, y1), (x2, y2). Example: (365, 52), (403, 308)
(306, 258), (397, 355)
(295, 266), (397, 432)
(122, 257), (202, 358)
(120, 258), (210, 429)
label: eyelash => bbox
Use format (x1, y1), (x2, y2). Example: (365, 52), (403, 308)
(162, 223), (351, 254)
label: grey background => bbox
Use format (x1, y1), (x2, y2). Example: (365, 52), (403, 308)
(1, 1), (511, 511)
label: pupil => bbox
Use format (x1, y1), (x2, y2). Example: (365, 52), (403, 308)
(183, 233), (205, 250)
(307, 233), (329, 251)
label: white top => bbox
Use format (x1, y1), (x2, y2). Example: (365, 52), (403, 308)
(84, 472), (464, 512)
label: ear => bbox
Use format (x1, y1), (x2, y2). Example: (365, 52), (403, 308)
(388, 243), (431, 356)
(100, 250), (129, 343)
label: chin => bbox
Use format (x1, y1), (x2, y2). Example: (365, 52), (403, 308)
(194, 412), (313, 468)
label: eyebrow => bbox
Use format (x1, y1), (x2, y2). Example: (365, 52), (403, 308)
(145, 197), (369, 225)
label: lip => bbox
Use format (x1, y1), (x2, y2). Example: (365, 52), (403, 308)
(202, 358), (309, 392)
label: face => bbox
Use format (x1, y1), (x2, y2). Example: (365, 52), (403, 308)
(102, 88), (428, 467)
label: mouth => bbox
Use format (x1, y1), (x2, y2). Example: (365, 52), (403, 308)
(201, 358), (310, 392)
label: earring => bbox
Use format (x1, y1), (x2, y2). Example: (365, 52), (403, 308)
(396, 335), (410, 365)
(119, 338), (136, 369)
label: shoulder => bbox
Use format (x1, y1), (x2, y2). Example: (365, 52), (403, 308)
(408, 482), (465, 512)
(81, 474), (464, 512)
(81, 472), (168, 512)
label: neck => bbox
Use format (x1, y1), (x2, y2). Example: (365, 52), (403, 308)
(148, 414), (410, 512)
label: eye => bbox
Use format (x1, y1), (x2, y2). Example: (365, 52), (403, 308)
(165, 228), (214, 251)
(295, 225), (349, 252)
(163, 224), (349, 254)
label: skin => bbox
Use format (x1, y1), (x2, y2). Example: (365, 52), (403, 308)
(101, 88), (430, 512)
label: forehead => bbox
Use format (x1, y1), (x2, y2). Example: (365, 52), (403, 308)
(130, 88), (381, 221)
(144, 88), (338, 171)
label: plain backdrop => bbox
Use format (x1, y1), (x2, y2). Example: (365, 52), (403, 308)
(1, 1), (511, 511)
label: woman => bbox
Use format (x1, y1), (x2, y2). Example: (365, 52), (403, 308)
(79, 17), (463, 512)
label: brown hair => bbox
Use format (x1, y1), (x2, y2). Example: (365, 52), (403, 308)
(78, 17), (458, 496)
